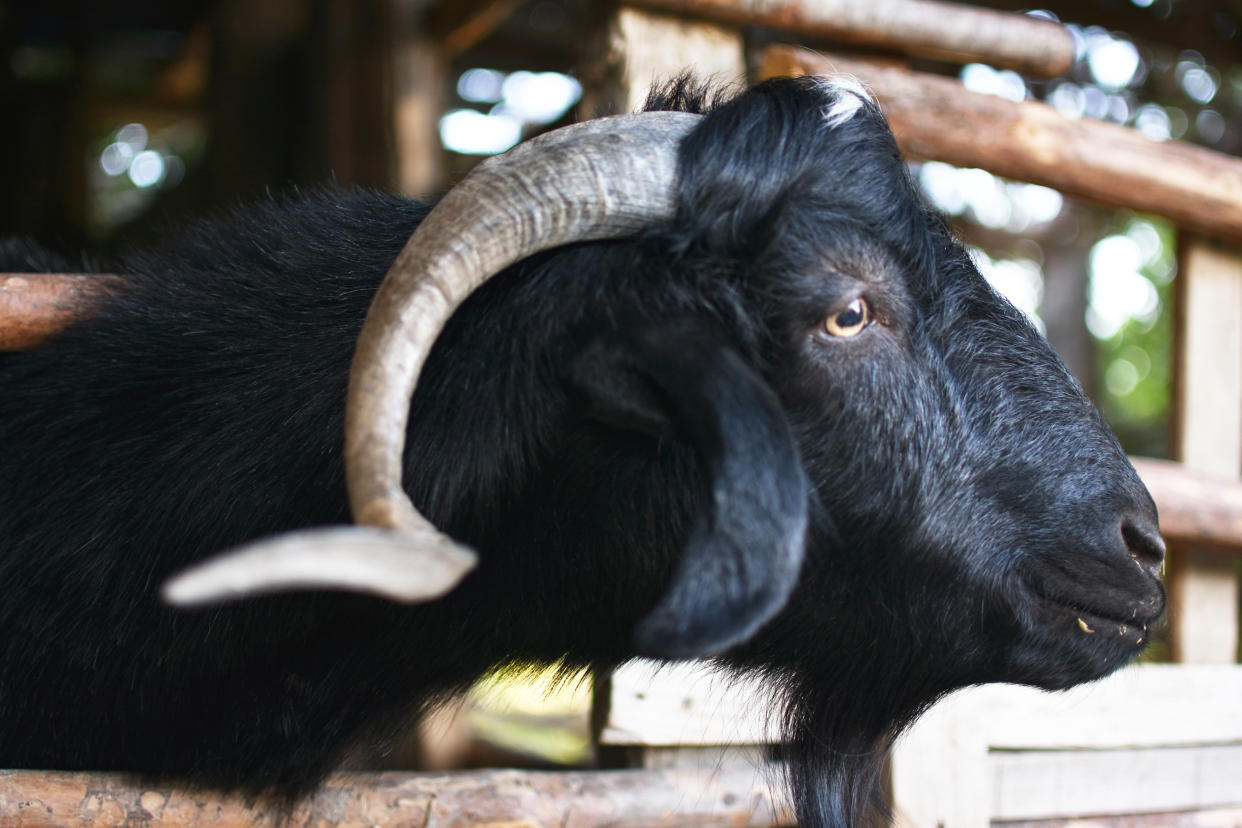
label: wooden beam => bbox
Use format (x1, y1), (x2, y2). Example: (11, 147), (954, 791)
(0, 273), (118, 352)
(1132, 458), (1242, 554)
(427, 0), (524, 56)
(0, 766), (793, 826)
(759, 47), (1242, 246)
(600, 660), (780, 747)
(633, 0), (1075, 77)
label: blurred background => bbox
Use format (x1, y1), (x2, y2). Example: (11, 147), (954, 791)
(2, 0), (1239, 771)
(5, 0), (1236, 455)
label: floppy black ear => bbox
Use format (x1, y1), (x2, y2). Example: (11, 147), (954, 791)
(568, 324), (809, 658)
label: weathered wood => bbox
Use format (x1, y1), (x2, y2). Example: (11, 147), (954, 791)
(1168, 238), (1242, 664)
(635, 0), (1074, 76)
(600, 660), (781, 747)
(989, 745), (1242, 822)
(0, 273), (118, 352)
(605, 662), (1242, 825)
(427, 0), (524, 55)
(580, 7), (745, 117)
(393, 34), (447, 197)
(312, 0), (398, 192)
(1131, 458), (1242, 553)
(998, 810), (1242, 828)
(891, 664), (1242, 827)
(0, 766), (793, 827)
(759, 47), (1242, 245)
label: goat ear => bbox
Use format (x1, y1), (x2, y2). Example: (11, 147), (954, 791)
(569, 326), (809, 658)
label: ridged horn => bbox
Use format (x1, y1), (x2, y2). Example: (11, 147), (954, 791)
(162, 111), (702, 606)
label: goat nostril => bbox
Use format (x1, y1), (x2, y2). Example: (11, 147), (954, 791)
(1121, 517), (1166, 575)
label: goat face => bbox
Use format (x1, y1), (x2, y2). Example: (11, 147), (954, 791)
(594, 77), (1166, 823)
(611, 76), (1165, 676)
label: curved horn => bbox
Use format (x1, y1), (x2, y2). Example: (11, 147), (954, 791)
(163, 111), (701, 606)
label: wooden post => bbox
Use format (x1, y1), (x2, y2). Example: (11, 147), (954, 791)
(1170, 238), (1242, 664)
(206, 0), (309, 205)
(392, 30), (447, 197)
(579, 6), (745, 117)
(307, 0), (399, 191)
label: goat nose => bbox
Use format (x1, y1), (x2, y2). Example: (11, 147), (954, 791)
(1121, 516), (1166, 576)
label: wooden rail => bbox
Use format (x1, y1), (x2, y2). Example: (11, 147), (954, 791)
(0, 273), (118, 351)
(0, 766), (791, 827)
(633, 0), (1075, 76)
(427, 0), (524, 55)
(759, 46), (1242, 245)
(1133, 458), (1242, 554)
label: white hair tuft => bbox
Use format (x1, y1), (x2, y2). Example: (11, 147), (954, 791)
(814, 74), (875, 128)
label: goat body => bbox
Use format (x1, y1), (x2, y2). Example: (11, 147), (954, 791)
(0, 78), (1165, 826)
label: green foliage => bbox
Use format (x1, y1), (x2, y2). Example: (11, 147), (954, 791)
(1093, 216), (1177, 458)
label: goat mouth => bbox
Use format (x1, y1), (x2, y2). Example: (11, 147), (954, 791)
(1027, 581), (1164, 648)
(1053, 600), (1152, 645)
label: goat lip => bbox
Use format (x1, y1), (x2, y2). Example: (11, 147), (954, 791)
(1060, 605), (1155, 645)
(1027, 580), (1165, 635)
(1025, 596), (1159, 655)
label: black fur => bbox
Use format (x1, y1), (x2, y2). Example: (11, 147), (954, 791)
(0, 77), (1165, 826)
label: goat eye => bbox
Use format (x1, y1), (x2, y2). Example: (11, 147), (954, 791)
(824, 298), (870, 338)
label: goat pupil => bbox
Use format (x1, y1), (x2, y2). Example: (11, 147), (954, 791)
(828, 298), (868, 335)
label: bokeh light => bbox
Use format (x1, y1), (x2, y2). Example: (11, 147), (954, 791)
(442, 69), (582, 156)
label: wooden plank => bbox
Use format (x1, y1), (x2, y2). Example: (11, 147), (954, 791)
(759, 47), (1242, 246)
(956, 665), (1242, 750)
(640, 745), (768, 770)
(580, 7), (745, 116)
(892, 691), (990, 827)
(0, 273), (119, 351)
(990, 744), (1242, 821)
(890, 665), (1242, 828)
(633, 0), (1074, 77)
(1170, 547), (1242, 663)
(602, 663), (1242, 823)
(599, 660), (781, 746)
(997, 808), (1242, 827)
(0, 766), (793, 827)
(1170, 238), (1242, 664)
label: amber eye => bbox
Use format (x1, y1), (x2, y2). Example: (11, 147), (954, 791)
(824, 297), (871, 338)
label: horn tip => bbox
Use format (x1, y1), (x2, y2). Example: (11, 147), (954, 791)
(161, 525), (479, 607)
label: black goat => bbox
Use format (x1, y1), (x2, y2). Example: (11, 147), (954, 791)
(0, 77), (1165, 827)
